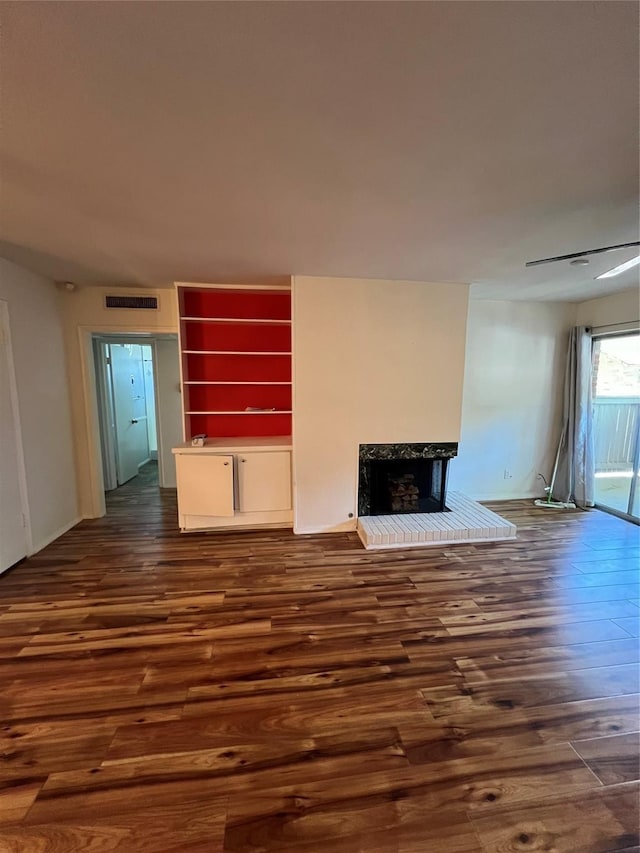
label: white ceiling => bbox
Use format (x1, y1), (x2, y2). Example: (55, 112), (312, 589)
(1, 2), (638, 301)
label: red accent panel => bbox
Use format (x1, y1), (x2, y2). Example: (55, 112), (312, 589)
(182, 290), (291, 321)
(180, 287), (292, 440)
(186, 385), (291, 412)
(183, 322), (290, 353)
(185, 354), (291, 383)
(188, 413), (292, 439)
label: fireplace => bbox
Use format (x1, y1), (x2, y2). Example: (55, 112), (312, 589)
(358, 443), (458, 517)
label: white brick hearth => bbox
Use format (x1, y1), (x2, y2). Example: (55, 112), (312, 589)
(357, 491), (516, 550)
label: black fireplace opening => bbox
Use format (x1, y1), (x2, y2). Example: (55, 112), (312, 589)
(369, 457), (449, 515)
(358, 442), (458, 517)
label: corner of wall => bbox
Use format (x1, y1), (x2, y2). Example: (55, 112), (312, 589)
(0, 257), (80, 552)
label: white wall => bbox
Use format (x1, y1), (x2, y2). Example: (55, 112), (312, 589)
(0, 258), (79, 551)
(293, 276), (470, 533)
(448, 299), (576, 501)
(60, 286), (178, 517)
(155, 338), (182, 488)
(576, 287), (639, 328)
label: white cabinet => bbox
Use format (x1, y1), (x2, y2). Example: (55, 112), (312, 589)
(173, 440), (292, 531)
(175, 454), (234, 517)
(238, 451), (291, 513)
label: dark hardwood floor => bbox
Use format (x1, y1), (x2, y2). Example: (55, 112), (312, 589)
(0, 473), (638, 852)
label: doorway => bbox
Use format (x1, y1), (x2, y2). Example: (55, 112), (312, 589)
(592, 331), (640, 522)
(93, 335), (182, 503)
(95, 339), (154, 489)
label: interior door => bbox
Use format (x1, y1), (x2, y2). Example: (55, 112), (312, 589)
(0, 301), (28, 572)
(109, 343), (149, 484)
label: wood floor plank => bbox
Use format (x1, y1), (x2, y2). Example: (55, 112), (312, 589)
(455, 637), (640, 682)
(0, 780), (44, 826)
(224, 798), (483, 853)
(0, 468), (638, 850)
(398, 694), (640, 763)
(572, 732), (640, 785)
(0, 798), (228, 853)
(471, 782), (640, 853)
(613, 616), (640, 638)
(403, 620), (635, 665)
(571, 547), (640, 565)
(554, 569), (640, 588)
(217, 740), (601, 838)
(436, 599), (640, 623)
(442, 613), (633, 639)
(572, 558), (640, 574)
(422, 663), (640, 717)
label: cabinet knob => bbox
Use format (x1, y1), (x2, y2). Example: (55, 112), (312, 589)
(240, 458), (246, 463)
(223, 461), (229, 466)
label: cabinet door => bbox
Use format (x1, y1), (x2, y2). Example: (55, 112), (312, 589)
(176, 454), (234, 517)
(238, 451), (291, 513)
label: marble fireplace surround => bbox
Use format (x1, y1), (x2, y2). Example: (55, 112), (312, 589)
(358, 442), (458, 517)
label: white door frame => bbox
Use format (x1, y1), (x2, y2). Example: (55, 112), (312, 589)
(94, 336), (155, 488)
(0, 300), (32, 556)
(78, 325), (176, 518)
(93, 338), (118, 492)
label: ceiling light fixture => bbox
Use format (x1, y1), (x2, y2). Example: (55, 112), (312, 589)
(595, 255), (640, 279)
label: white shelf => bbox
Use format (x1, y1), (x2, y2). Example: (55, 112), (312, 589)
(181, 316), (291, 325)
(173, 436), (292, 453)
(182, 350), (292, 356)
(184, 381), (291, 385)
(185, 410), (293, 415)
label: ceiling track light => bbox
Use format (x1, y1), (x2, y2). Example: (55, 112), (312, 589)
(526, 241), (640, 268)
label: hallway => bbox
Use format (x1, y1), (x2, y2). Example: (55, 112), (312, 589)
(105, 460), (163, 515)
(0, 494), (638, 851)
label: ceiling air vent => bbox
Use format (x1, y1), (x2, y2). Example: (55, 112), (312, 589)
(105, 294), (159, 310)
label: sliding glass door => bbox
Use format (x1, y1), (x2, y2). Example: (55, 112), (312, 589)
(592, 332), (640, 521)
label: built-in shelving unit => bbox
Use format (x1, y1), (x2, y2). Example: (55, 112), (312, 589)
(177, 284), (292, 439)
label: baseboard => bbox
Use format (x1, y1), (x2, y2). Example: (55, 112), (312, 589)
(0, 556), (27, 577)
(29, 516), (82, 556)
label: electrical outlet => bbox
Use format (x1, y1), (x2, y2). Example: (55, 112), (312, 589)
(503, 469), (513, 480)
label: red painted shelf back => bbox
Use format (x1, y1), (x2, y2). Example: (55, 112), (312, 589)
(188, 413), (292, 438)
(185, 353), (291, 383)
(186, 385), (291, 412)
(182, 289), (291, 321)
(183, 321), (290, 353)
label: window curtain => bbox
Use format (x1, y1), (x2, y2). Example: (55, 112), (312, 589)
(552, 326), (595, 508)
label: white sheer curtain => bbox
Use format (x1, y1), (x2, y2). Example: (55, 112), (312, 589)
(553, 326), (595, 508)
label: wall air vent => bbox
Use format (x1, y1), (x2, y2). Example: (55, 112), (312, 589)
(104, 294), (159, 310)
